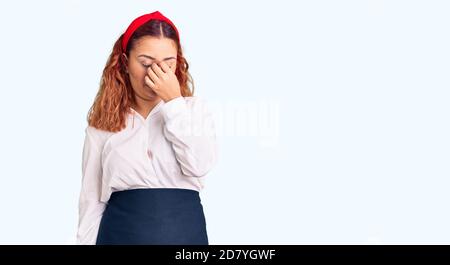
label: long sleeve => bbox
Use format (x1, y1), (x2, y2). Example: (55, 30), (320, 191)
(161, 96), (218, 178)
(76, 127), (107, 245)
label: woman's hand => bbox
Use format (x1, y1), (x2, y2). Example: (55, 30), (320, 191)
(145, 61), (182, 102)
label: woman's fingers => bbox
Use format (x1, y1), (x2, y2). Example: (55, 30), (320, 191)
(158, 61), (172, 74)
(147, 65), (159, 83)
(144, 75), (155, 88)
(150, 63), (165, 78)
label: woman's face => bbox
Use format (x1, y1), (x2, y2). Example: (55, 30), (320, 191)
(123, 36), (178, 101)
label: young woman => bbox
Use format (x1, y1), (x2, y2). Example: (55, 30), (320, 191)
(76, 11), (218, 245)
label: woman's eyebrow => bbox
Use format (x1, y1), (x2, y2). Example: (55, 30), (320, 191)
(138, 54), (176, 60)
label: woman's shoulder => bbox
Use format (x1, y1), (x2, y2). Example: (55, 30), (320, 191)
(182, 96), (213, 109)
(183, 95), (205, 103)
(85, 125), (114, 145)
(162, 96), (211, 112)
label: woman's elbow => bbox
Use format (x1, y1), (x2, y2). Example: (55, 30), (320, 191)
(180, 148), (218, 177)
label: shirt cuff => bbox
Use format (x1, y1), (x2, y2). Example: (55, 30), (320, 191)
(161, 96), (188, 121)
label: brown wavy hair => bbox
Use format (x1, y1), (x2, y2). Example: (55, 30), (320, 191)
(86, 19), (194, 132)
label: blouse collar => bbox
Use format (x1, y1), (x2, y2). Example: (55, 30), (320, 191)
(129, 99), (164, 128)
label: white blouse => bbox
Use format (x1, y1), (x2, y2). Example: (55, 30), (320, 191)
(76, 96), (218, 245)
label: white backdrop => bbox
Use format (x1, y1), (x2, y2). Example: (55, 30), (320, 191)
(0, 0), (449, 244)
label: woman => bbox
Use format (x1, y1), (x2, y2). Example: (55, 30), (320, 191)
(76, 11), (218, 245)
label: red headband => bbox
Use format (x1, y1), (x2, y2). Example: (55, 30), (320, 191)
(121, 10), (180, 51)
